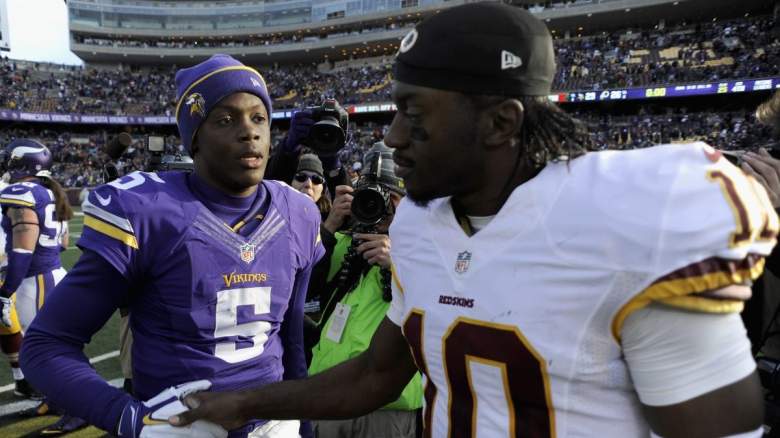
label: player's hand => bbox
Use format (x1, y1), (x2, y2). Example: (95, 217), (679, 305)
(742, 148), (780, 208)
(323, 185), (354, 233)
(354, 233), (391, 269)
(0, 296), (12, 328)
(283, 109), (314, 155)
(116, 380), (227, 438)
(169, 391), (249, 432)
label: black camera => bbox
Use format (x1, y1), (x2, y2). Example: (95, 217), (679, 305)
(305, 99), (349, 155)
(351, 142), (405, 225)
(145, 136), (194, 173)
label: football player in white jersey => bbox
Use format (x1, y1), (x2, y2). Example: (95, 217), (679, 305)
(171, 4), (770, 437)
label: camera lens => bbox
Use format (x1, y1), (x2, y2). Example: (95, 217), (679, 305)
(309, 118), (345, 154)
(351, 186), (387, 225)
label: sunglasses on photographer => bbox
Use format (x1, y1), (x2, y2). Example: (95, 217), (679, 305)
(294, 173), (324, 185)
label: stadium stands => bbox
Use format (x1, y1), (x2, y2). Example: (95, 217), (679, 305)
(0, 14), (775, 115)
(0, 2), (775, 190)
(0, 105), (770, 188)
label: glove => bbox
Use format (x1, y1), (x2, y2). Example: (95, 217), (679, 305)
(283, 109), (314, 155)
(0, 296), (11, 328)
(116, 380), (227, 438)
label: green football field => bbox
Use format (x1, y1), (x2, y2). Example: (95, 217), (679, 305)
(0, 211), (121, 437)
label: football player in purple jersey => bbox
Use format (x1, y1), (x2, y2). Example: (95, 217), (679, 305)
(0, 139), (82, 433)
(20, 54), (324, 438)
(0, 139), (73, 331)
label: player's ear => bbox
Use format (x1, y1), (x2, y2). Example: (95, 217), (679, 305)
(482, 98), (524, 150)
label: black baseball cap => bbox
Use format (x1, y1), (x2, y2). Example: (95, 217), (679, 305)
(393, 2), (555, 96)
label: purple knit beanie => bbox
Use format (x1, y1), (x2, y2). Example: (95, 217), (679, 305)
(175, 54), (273, 155)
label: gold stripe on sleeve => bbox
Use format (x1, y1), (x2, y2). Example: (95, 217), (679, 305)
(0, 199), (35, 207)
(612, 258), (764, 342)
(84, 216), (139, 249)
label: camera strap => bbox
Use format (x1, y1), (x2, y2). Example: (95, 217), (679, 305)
(313, 272), (357, 328)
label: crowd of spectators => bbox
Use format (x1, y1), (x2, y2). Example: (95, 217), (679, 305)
(0, 105), (770, 188)
(0, 10), (774, 189)
(578, 109), (773, 150)
(554, 16), (779, 90)
(0, 14), (774, 116)
(0, 57), (391, 116)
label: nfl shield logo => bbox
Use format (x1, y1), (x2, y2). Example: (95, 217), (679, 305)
(455, 251), (471, 274)
(239, 243), (255, 264)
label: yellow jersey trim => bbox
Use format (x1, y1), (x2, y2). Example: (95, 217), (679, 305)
(391, 263), (404, 295)
(37, 274), (45, 311)
(656, 295), (744, 313)
(0, 199), (35, 207)
(231, 220), (246, 232)
(612, 258), (764, 342)
(84, 216), (139, 250)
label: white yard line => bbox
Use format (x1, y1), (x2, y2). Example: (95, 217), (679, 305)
(88, 350), (120, 364)
(0, 350), (119, 395)
(0, 378), (123, 417)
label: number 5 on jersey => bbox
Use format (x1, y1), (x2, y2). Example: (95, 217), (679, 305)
(213, 287), (272, 363)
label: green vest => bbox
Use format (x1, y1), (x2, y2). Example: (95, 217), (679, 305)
(308, 233), (423, 411)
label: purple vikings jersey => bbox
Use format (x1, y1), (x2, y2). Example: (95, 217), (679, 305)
(0, 181), (64, 274)
(77, 171), (322, 434)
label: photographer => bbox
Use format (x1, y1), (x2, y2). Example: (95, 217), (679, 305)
(265, 99), (352, 196)
(306, 142), (422, 438)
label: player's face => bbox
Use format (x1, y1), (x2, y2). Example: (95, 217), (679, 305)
(385, 81), (484, 206)
(192, 92), (270, 197)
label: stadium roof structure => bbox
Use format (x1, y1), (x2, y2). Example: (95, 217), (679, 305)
(67, 0), (774, 65)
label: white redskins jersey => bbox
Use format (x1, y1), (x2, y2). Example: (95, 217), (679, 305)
(387, 142), (777, 437)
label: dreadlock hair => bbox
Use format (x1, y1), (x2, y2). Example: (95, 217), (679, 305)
(38, 176), (74, 222)
(756, 90), (780, 139)
(466, 94), (595, 169)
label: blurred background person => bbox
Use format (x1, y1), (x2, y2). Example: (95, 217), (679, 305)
(291, 153), (331, 219)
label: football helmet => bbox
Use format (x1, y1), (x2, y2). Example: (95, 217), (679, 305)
(2, 139), (53, 181)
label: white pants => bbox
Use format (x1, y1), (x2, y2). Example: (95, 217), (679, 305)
(248, 420), (300, 438)
(16, 267), (66, 333)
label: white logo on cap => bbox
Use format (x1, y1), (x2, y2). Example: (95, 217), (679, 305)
(251, 77), (262, 88)
(399, 29), (419, 54)
(501, 50), (523, 70)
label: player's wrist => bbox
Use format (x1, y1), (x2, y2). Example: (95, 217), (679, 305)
(115, 398), (144, 438)
(234, 390), (257, 426)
